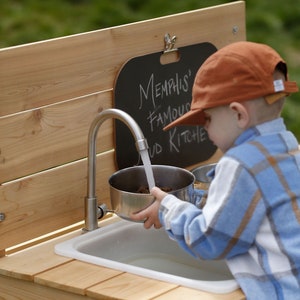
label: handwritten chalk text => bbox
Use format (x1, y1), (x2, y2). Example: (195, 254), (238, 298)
(168, 127), (208, 153)
(139, 69), (192, 110)
(147, 126), (208, 158)
(147, 103), (191, 132)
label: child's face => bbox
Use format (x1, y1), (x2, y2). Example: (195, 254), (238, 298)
(203, 105), (242, 152)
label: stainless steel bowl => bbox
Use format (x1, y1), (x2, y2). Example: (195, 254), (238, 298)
(109, 165), (195, 221)
(191, 163), (216, 190)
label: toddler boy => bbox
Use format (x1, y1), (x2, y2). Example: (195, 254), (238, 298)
(131, 41), (300, 299)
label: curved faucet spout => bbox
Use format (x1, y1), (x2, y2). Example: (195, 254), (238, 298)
(84, 108), (148, 231)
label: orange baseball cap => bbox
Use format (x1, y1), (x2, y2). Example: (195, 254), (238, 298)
(164, 41), (299, 130)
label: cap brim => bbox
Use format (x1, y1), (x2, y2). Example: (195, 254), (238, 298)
(163, 109), (206, 131)
(265, 92), (287, 104)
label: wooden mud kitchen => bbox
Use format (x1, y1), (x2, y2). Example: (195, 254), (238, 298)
(0, 2), (246, 299)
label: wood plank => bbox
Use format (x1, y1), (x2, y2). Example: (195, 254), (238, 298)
(86, 272), (177, 300)
(153, 286), (245, 300)
(0, 216), (120, 279)
(0, 150), (116, 250)
(4, 213), (116, 255)
(0, 237), (73, 281)
(35, 260), (122, 296)
(0, 2), (245, 116)
(0, 275), (96, 300)
(0, 250), (4, 258)
(0, 31), (113, 117)
(0, 90), (113, 183)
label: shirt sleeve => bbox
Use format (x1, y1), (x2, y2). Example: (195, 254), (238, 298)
(158, 157), (266, 260)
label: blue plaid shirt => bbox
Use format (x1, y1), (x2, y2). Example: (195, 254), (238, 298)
(159, 118), (300, 299)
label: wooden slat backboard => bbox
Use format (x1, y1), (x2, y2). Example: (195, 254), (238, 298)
(0, 2), (245, 251)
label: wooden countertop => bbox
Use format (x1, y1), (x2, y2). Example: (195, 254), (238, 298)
(0, 216), (245, 300)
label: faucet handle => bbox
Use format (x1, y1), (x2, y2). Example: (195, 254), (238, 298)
(97, 203), (115, 219)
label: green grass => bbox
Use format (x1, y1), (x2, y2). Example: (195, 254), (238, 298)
(1, 0), (300, 139)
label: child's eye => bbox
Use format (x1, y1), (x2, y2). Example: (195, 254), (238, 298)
(203, 113), (211, 128)
(204, 115), (211, 123)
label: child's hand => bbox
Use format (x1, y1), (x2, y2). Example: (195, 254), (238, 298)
(151, 186), (168, 201)
(130, 187), (168, 229)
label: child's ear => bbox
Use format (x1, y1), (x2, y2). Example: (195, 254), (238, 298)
(229, 102), (250, 129)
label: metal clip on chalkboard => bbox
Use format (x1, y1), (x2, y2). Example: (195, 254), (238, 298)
(164, 33), (177, 53)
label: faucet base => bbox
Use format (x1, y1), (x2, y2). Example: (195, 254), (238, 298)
(84, 196), (99, 232)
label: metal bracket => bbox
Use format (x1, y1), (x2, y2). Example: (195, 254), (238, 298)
(164, 33), (177, 53)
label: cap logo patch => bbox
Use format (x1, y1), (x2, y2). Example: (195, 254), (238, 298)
(273, 79), (285, 92)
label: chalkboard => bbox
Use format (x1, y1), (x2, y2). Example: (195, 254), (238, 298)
(114, 42), (218, 170)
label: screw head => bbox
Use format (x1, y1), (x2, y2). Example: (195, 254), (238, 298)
(0, 213), (5, 222)
(232, 26), (239, 35)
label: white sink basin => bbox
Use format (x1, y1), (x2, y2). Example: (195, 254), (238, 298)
(55, 218), (239, 294)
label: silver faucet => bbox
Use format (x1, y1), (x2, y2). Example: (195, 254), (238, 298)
(84, 108), (149, 231)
